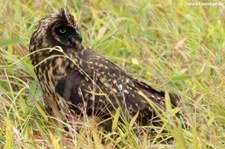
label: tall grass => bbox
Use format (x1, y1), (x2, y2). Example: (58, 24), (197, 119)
(0, 0), (225, 148)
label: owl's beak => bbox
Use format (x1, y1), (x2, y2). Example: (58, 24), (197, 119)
(74, 28), (82, 43)
(68, 28), (82, 46)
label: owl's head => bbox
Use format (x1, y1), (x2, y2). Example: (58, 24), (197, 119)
(29, 8), (82, 52)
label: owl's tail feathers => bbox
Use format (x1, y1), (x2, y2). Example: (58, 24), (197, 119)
(169, 93), (181, 108)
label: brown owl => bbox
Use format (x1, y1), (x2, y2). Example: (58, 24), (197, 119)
(29, 8), (179, 125)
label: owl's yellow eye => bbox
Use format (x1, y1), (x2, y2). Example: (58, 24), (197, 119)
(59, 28), (66, 33)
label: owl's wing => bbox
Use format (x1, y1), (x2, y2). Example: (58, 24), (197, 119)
(79, 48), (179, 107)
(55, 70), (86, 105)
(131, 78), (180, 107)
(55, 47), (179, 119)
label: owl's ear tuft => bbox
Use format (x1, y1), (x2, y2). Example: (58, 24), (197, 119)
(59, 7), (76, 27)
(58, 7), (68, 18)
(62, 7), (69, 16)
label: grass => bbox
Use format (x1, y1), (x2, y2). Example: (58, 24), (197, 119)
(0, 0), (225, 148)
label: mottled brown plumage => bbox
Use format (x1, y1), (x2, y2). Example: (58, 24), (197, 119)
(29, 8), (179, 125)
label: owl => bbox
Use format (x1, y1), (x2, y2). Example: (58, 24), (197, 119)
(29, 8), (179, 125)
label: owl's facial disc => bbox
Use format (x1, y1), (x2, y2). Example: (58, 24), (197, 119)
(51, 23), (82, 47)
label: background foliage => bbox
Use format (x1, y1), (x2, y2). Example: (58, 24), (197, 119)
(0, 0), (225, 148)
